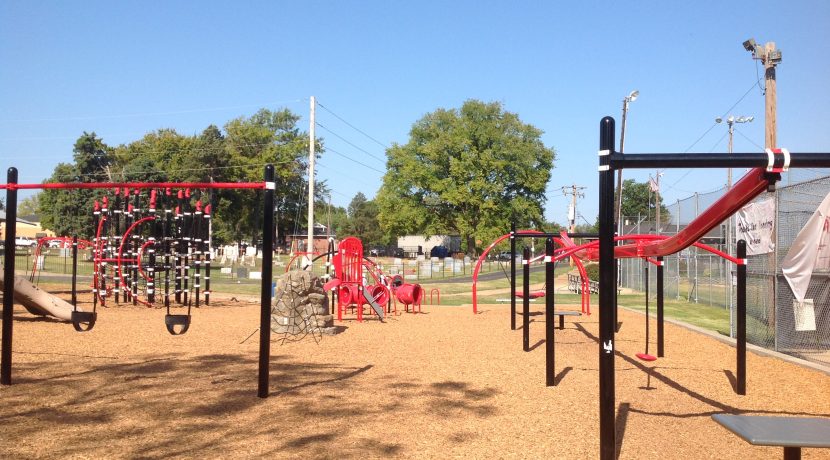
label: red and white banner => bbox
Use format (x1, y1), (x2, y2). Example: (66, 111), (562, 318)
(735, 197), (775, 255)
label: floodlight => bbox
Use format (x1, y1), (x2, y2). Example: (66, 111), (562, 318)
(628, 90), (639, 102)
(715, 117), (723, 124)
(742, 38), (756, 52)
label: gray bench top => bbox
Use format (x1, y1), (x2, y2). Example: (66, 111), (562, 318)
(553, 311), (582, 316)
(712, 414), (830, 448)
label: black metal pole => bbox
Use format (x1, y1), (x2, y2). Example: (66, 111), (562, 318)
(71, 236), (78, 308)
(598, 116), (617, 460)
(644, 262), (650, 356)
(610, 151), (830, 169)
(2, 168), (18, 385)
(258, 165), (275, 398)
(510, 220), (516, 330)
(736, 239), (746, 396)
(657, 256), (664, 357)
(545, 237), (555, 386)
(522, 246), (530, 352)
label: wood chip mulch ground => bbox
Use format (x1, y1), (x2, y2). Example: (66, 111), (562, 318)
(1, 295), (829, 459)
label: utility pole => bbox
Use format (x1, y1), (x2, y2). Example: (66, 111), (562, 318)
(306, 96), (316, 268)
(743, 39), (781, 150)
(743, 38), (781, 334)
(562, 184), (587, 234)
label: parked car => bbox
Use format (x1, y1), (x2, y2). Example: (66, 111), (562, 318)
(15, 237), (37, 248)
(496, 251), (516, 261)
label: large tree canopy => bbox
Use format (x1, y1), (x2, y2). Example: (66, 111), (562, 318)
(620, 178), (671, 223)
(37, 109), (324, 244)
(377, 100), (555, 254)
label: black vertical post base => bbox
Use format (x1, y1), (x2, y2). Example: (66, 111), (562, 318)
(736, 240), (747, 396)
(522, 246), (530, 352)
(545, 238), (555, 386)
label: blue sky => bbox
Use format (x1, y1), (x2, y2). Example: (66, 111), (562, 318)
(2, 1), (829, 227)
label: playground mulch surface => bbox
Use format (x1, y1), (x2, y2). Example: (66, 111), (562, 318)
(2, 294), (830, 459)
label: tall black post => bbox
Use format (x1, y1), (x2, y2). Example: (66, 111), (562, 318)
(644, 262), (650, 356)
(736, 240), (747, 395)
(510, 220), (517, 330)
(71, 236), (78, 308)
(657, 256), (664, 357)
(258, 165), (275, 398)
(545, 237), (556, 386)
(598, 117), (617, 460)
(2, 167), (18, 385)
(522, 246), (530, 352)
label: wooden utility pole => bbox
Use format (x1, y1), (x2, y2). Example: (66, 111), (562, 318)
(763, 42), (779, 149)
(306, 96), (316, 267)
(744, 39), (781, 149)
(563, 184), (586, 234)
(744, 38), (782, 333)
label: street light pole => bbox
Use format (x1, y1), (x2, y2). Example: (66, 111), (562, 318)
(716, 114), (752, 339)
(615, 90), (638, 232)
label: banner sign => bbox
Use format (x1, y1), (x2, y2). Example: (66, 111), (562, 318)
(735, 197), (775, 255)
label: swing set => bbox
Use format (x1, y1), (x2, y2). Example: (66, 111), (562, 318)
(1, 165), (283, 399)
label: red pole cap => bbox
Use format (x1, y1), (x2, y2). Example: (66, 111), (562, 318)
(195, 200), (202, 212)
(204, 203), (212, 215)
(94, 200), (100, 212)
(177, 190), (184, 199)
(150, 189), (157, 208)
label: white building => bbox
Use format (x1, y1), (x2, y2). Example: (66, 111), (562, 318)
(397, 235), (461, 258)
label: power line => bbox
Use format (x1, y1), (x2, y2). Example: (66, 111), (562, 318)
(733, 126), (765, 150)
(316, 101), (389, 149)
(0, 99), (306, 124)
(323, 146), (386, 174)
(681, 81), (758, 154)
(664, 80), (762, 193)
(315, 122), (386, 163)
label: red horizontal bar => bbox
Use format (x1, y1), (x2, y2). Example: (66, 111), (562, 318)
(0, 182), (266, 190)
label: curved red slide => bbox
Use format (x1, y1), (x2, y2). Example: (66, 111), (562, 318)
(615, 167), (772, 258)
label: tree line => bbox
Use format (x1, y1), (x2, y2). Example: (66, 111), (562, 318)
(28, 100), (664, 254)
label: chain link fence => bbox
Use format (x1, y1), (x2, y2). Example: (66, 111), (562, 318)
(619, 169), (830, 367)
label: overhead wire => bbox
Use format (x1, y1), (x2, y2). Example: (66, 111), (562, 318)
(0, 99), (306, 124)
(315, 122), (386, 163)
(316, 101), (389, 149)
(662, 80), (762, 193)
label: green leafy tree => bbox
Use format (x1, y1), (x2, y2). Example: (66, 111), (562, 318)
(39, 133), (114, 238)
(377, 100), (555, 254)
(620, 179), (671, 223)
(18, 193), (41, 220)
(342, 193), (386, 248)
(217, 108), (323, 245)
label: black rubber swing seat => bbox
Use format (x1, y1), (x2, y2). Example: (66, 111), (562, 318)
(165, 314), (191, 335)
(71, 311), (97, 332)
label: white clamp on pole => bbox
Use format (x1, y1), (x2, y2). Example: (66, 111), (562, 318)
(765, 148), (791, 173)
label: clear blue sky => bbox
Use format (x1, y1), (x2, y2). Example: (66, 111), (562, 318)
(2, 1), (829, 227)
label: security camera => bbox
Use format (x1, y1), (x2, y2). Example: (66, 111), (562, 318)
(742, 38), (756, 52)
